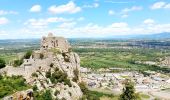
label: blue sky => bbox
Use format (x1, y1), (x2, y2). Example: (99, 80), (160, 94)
(0, 0), (170, 39)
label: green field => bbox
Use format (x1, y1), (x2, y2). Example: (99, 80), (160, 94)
(73, 48), (170, 73)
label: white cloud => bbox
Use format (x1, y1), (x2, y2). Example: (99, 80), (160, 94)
(24, 17), (72, 29)
(30, 5), (41, 12)
(151, 2), (166, 9)
(53, 22), (170, 37)
(120, 6), (142, 18)
(105, 0), (132, 4)
(108, 10), (115, 15)
(151, 1), (170, 10)
(48, 1), (81, 14)
(122, 6), (142, 13)
(0, 10), (18, 15)
(46, 17), (69, 23)
(83, 3), (99, 8)
(0, 17), (9, 25)
(19, 17), (170, 38)
(143, 19), (155, 25)
(121, 14), (128, 18)
(0, 30), (8, 36)
(58, 22), (76, 28)
(110, 22), (128, 28)
(24, 18), (47, 29)
(164, 4), (170, 9)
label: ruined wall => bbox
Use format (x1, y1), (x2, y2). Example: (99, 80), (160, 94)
(41, 33), (70, 53)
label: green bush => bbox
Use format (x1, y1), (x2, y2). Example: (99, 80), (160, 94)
(0, 75), (29, 98)
(13, 59), (23, 67)
(50, 70), (72, 87)
(73, 68), (79, 82)
(33, 85), (38, 91)
(0, 58), (5, 69)
(34, 90), (53, 100)
(24, 50), (32, 59)
(43, 90), (53, 100)
(54, 90), (60, 96)
(32, 72), (38, 77)
(45, 69), (51, 78)
(119, 79), (140, 100)
(79, 82), (88, 94)
(79, 82), (115, 100)
(50, 63), (54, 67)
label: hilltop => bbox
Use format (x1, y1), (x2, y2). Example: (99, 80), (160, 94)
(0, 33), (83, 100)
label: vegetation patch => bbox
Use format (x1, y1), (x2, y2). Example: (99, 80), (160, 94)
(0, 58), (6, 69)
(79, 82), (115, 100)
(48, 67), (72, 87)
(0, 75), (30, 98)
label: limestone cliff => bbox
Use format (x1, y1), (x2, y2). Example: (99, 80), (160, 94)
(1, 33), (83, 100)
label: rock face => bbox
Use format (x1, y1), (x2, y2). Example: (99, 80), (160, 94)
(1, 33), (83, 100)
(161, 57), (170, 67)
(3, 89), (33, 100)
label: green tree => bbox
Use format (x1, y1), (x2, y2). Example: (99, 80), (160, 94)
(13, 59), (23, 67)
(32, 72), (38, 77)
(42, 90), (53, 100)
(0, 58), (6, 69)
(24, 50), (32, 59)
(33, 85), (38, 91)
(119, 80), (139, 100)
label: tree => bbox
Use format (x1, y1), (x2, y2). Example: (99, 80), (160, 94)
(119, 80), (140, 100)
(33, 85), (38, 91)
(0, 58), (6, 69)
(13, 59), (23, 67)
(24, 50), (32, 59)
(0, 74), (2, 80)
(32, 72), (38, 77)
(42, 90), (53, 100)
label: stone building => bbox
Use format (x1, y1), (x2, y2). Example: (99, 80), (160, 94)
(41, 33), (71, 53)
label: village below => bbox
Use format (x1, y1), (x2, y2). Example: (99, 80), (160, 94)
(0, 33), (170, 100)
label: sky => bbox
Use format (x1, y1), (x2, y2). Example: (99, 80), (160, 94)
(0, 0), (170, 39)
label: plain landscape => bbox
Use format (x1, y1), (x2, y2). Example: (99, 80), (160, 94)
(1, 0), (170, 100)
(0, 34), (170, 100)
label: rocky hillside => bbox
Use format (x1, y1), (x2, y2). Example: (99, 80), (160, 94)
(1, 33), (83, 100)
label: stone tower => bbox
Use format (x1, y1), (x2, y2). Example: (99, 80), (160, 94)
(41, 33), (70, 53)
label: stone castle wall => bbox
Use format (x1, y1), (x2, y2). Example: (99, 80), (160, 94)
(41, 33), (70, 53)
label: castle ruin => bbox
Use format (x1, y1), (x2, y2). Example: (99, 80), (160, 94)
(41, 33), (70, 53)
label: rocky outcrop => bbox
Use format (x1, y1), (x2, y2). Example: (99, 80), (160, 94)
(3, 89), (33, 100)
(1, 33), (83, 100)
(161, 57), (170, 67)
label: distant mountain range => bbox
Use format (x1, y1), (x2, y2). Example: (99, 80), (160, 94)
(110, 32), (170, 39)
